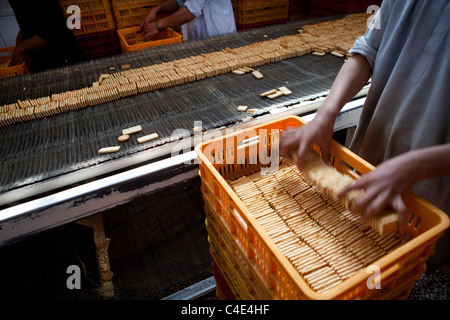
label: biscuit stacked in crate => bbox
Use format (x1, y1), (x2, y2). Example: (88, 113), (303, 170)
(228, 159), (402, 294)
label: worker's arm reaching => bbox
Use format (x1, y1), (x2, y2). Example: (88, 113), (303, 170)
(140, 0), (194, 40)
(9, 33), (48, 66)
(337, 144), (450, 226)
(280, 53), (372, 170)
(280, 51), (450, 227)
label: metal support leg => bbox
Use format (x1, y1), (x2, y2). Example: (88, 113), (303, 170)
(77, 214), (114, 299)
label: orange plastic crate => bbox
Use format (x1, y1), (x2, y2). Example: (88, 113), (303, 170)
(0, 47), (28, 79)
(68, 9), (115, 35)
(59, 0), (111, 12)
(111, 1), (160, 28)
(195, 115), (449, 300)
(117, 26), (182, 53)
(59, 0), (115, 35)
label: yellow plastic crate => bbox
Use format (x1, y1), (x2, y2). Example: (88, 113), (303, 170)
(59, 0), (115, 35)
(0, 47), (28, 79)
(59, 0), (111, 12)
(195, 115), (449, 300)
(111, 1), (160, 28)
(68, 9), (115, 35)
(117, 26), (182, 53)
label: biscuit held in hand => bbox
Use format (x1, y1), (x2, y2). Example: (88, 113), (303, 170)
(299, 149), (399, 236)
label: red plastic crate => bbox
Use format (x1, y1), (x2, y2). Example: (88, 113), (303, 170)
(232, 0), (288, 9)
(76, 29), (121, 59)
(233, 2), (289, 25)
(290, 0), (311, 20)
(212, 255), (236, 300)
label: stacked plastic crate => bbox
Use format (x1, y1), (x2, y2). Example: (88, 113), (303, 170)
(59, 0), (121, 59)
(310, 0), (382, 17)
(231, 0), (290, 31)
(289, 0), (311, 20)
(110, 0), (161, 29)
(196, 116), (449, 300)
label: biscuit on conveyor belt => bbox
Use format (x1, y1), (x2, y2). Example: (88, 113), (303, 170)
(252, 70), (264, 79)
(118, 134), (130, 142)
(137, 133), (159, 143)
(1, 14), (373, 128)
(98, 146), (121, 154)
(122, 125), (142, 135)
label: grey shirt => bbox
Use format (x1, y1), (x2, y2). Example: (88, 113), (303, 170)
(349, 0), (450, 216)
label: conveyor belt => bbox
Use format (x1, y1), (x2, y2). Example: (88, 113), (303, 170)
(0, 16), (344, 103)
(0, 16), (350, 202)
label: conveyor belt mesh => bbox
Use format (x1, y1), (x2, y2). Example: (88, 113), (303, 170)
(0, 17), (346, 196)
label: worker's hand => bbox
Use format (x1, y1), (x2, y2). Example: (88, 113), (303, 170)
(140, 8), (158, 30)
(9, 44), (26, 67)
(280, 112), (335, 171)
(336, 153), (419, 231)
(142, 22), (160, 41)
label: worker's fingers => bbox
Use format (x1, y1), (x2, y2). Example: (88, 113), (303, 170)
(319, 143), (331, 166)
(296, 139), (310, 171)
(392, 195), (407, 234)
(361, 188), (391, 220)
(339, 176), (408, 235)
(143, 31), (157, 41)
(279, 127), (301, 160)
(336, 179), (361, 201)
(140, 12), (156, 30)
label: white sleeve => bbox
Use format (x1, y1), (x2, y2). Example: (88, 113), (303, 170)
(180, 0), (209, 17)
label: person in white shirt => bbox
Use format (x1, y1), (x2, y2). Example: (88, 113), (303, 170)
(280, 0), (450, 270)
(140, 0), (236, 41)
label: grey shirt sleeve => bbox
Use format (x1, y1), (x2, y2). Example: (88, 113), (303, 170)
(349, 0), (392, 69)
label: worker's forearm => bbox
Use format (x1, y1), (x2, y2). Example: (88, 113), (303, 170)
(157, 7), (195, 30)
(16, 35), (48, 54)
(155, 0), (180, 14)
(317, 53), (372, 120)
(10, 34), (48, 66)
(413, 144), (450, 182)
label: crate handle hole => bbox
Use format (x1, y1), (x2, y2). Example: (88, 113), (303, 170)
(408, 211), (416, 225)
(237, 136), (260, 150)
(414, 216), (421, 230)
